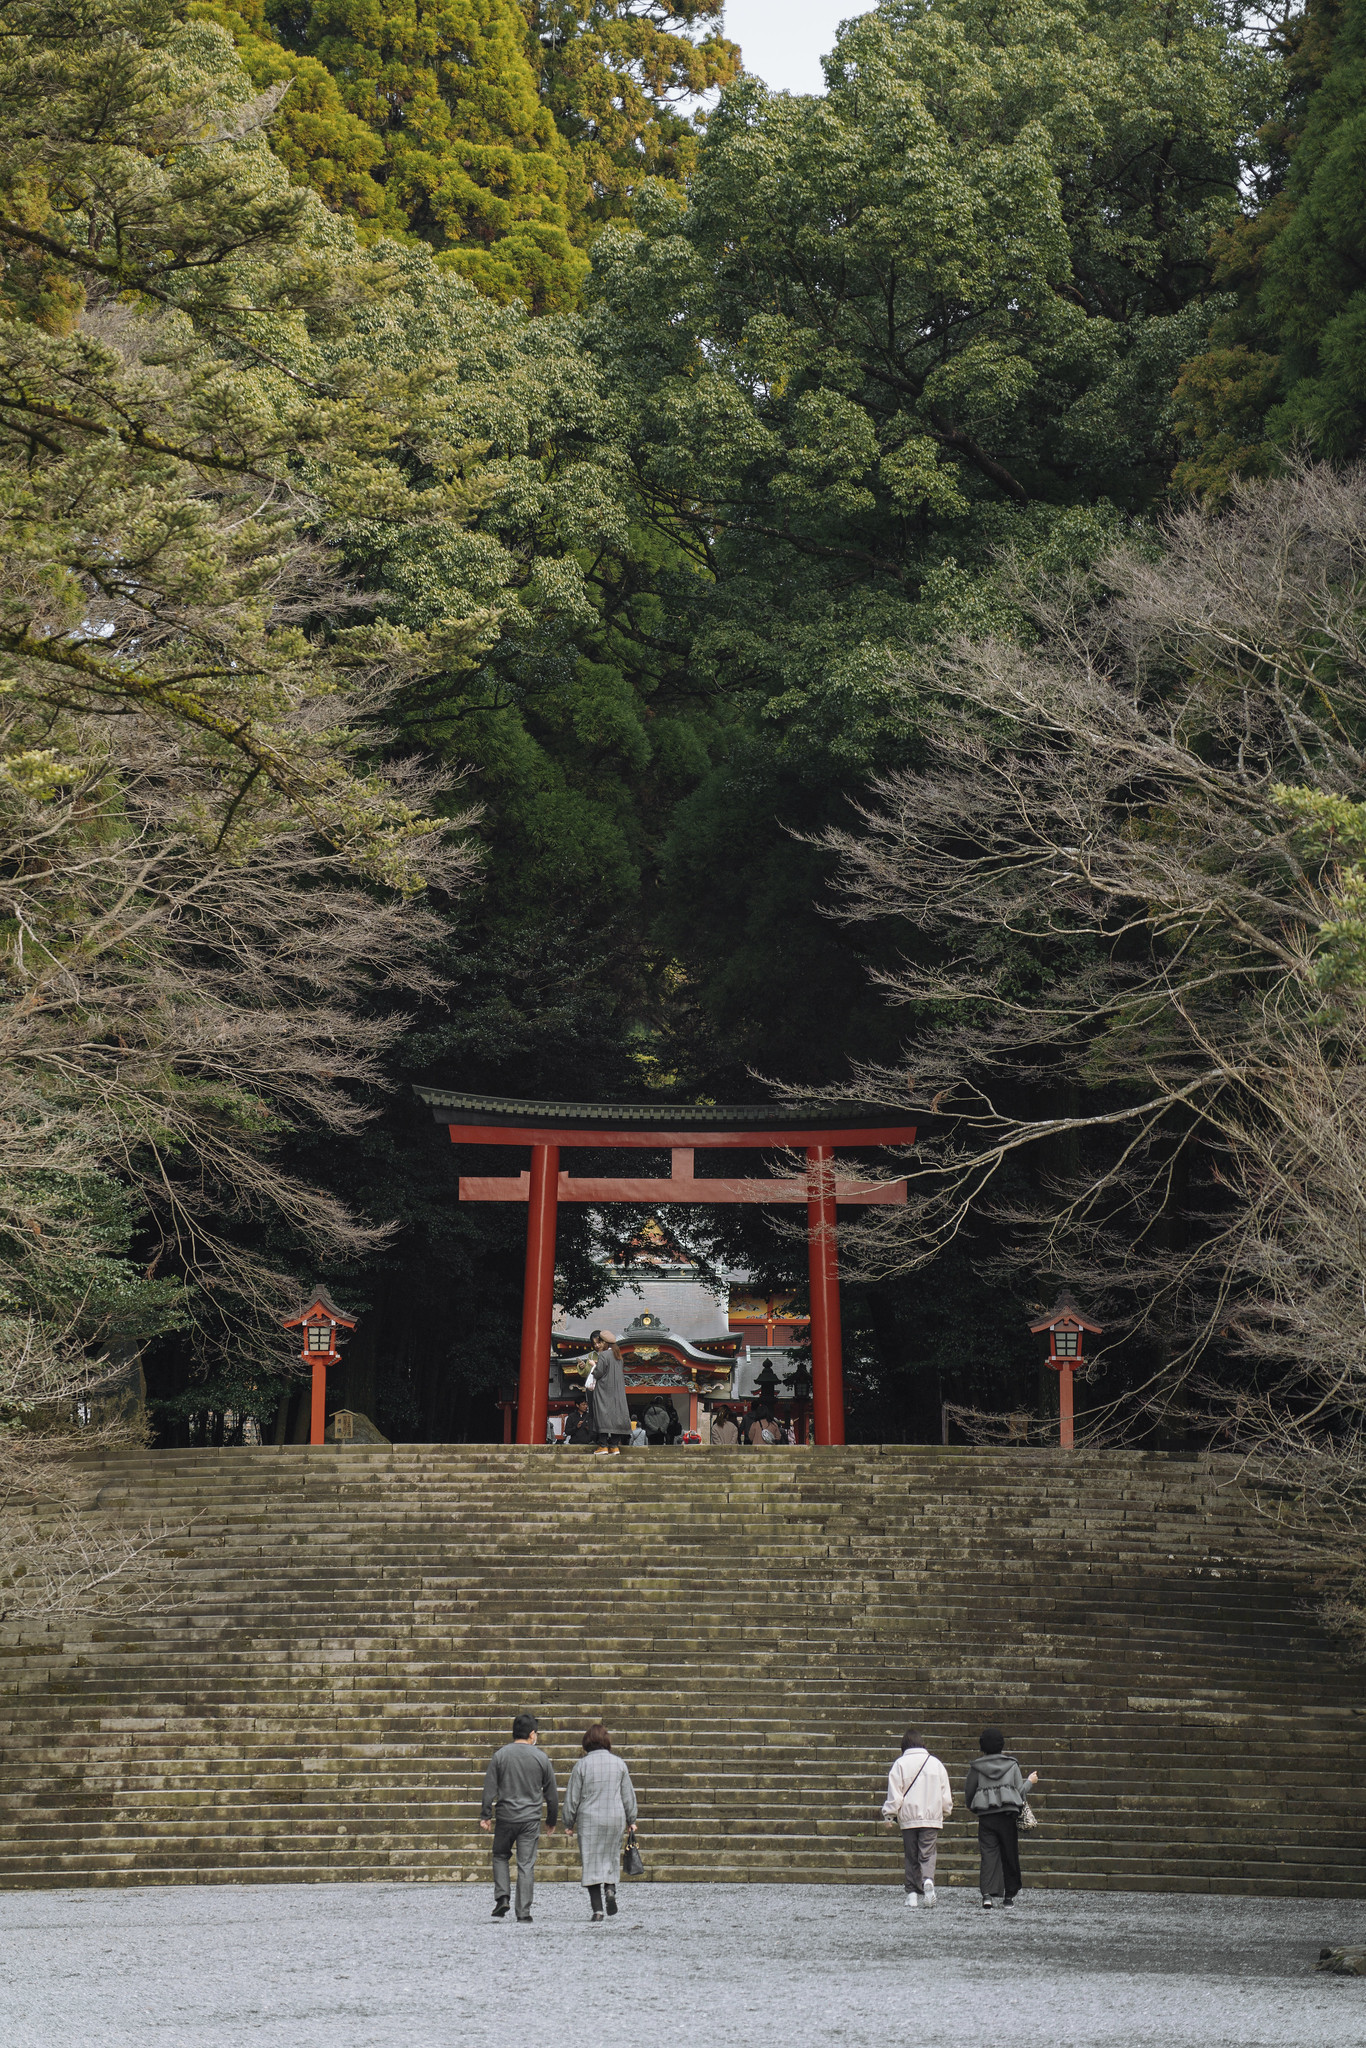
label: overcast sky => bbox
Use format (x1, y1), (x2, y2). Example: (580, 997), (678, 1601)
(724, 1), (873, 96)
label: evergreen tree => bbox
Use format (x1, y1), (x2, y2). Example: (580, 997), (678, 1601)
(1263, 0), (1366, 454)
(0, 0), (525, 1433)
(1172, 0), (1366, 490)
(188, 0), (391, 224)
(205, 0), (588, 308)
(579, 0), (1256, 1063)
(524, 1), (740, 226)
(201, 0), (739, 307)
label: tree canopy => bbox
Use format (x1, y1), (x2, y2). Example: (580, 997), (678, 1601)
(4, 0), (1365, 1499)
(575, 0), (1257, 1072)
(1173, 0), (1366, 491)
(197, 0), (739, 308)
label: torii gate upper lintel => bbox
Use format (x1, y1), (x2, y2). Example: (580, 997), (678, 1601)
(414, 1090), (918, 1447)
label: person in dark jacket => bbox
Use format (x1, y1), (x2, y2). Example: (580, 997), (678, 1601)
(566, 1400), (595, 1446)
(479, 1713), (558, 1921)
(965, 1726), (1039, 1908)
(586, 1331), (631, 1454)
(641, 1397), (672, 1445)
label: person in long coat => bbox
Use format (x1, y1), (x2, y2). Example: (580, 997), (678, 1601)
(563, 1723), (638, 1921)
(585, 1331), (631, 1454)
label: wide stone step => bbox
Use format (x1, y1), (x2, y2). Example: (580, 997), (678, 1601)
(4, 1446), (1359, 1896)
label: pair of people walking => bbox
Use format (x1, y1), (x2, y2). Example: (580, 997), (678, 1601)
(882, 1725), (1039, 1908)
(481, 1714), (638, 1923)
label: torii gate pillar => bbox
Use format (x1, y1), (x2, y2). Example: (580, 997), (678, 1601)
(806, 1146), (845, 1447)
(516, 1143), (559, 1448)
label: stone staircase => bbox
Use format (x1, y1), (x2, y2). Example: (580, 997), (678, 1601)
(1, 1446), (1361, 1896)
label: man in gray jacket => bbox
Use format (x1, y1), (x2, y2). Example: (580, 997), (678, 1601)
(480, 1713), (559, 1921)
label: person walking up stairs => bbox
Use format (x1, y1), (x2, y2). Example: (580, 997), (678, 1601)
(882, 1729), (953, 1905)
(480, 1714), (558, 1922)
(966, 1727), (1039, 1909)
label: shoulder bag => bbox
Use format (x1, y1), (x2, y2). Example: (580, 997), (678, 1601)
(894, 1751), (930, 1825)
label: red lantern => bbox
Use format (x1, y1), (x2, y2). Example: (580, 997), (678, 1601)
(1028, 1290), (1102, 1449)
(283, 1286), (356, 1445)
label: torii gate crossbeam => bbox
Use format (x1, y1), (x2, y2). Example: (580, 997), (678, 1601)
(415, 1092), (917, 1447)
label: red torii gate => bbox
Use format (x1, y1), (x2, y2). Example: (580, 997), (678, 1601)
(415, 1091), (917, 1447)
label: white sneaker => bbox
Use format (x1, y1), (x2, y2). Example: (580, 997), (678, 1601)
(902, 1890), (920, 1906)
(922, 1882), (936, 1908)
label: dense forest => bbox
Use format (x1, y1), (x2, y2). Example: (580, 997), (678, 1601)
(2, 0), (1364, 1568)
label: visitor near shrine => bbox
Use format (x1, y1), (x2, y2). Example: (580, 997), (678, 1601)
(642, 1397), (674, 1444)
(586, 1331), (631, 1454)
(966, 1728), (1039, 1908)
(563, 1723), (639, 1922)
(566, 1400), (595, 1446)
(711, 1409), (740, 1447)
(479, 1714), (559, 1922)
(881, 1729), (954, 1905)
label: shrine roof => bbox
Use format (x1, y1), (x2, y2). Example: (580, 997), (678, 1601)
(414, 1087), (914, 1142)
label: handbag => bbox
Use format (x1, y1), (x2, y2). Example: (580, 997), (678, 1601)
(1019, 1800), (1038, 1830)
(622, 1827), (645, 1877)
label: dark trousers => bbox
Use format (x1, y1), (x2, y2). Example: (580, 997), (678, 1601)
(492, 1817), (541, 1916)
(977, 1811), (1022, 1900)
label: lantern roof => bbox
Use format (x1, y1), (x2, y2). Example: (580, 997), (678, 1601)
(283, 1283), (356, 1331)
(1029, 1287), (1103, 1337)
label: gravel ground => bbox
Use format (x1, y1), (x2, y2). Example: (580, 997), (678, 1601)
(2, 1881), (1363, 2048)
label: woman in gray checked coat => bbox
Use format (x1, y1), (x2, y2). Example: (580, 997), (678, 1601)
(563, 1723), (638, 1922)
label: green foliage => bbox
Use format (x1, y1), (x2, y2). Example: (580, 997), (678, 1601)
(0, 7), (543, 888)
(1275, 784), (1366, 987)
(188, 0), (391, 222)
(589, 0), (1252, 690)
(272, 0), (587, 308)
(1263, 0), (1366, 455)
(1172, 0), (1366, 491)
(577, 0), (1253, 1065)
(201, 0), (738, 309)
(0, 1168), (186, 1345)
(291, 239), (728, 931)
(524, 2), (740, 226)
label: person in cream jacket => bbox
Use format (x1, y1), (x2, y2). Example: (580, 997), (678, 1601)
(882, 1730), (954, 1905)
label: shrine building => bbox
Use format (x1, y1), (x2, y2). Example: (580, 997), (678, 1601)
(536, 1227), (814, 1441)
